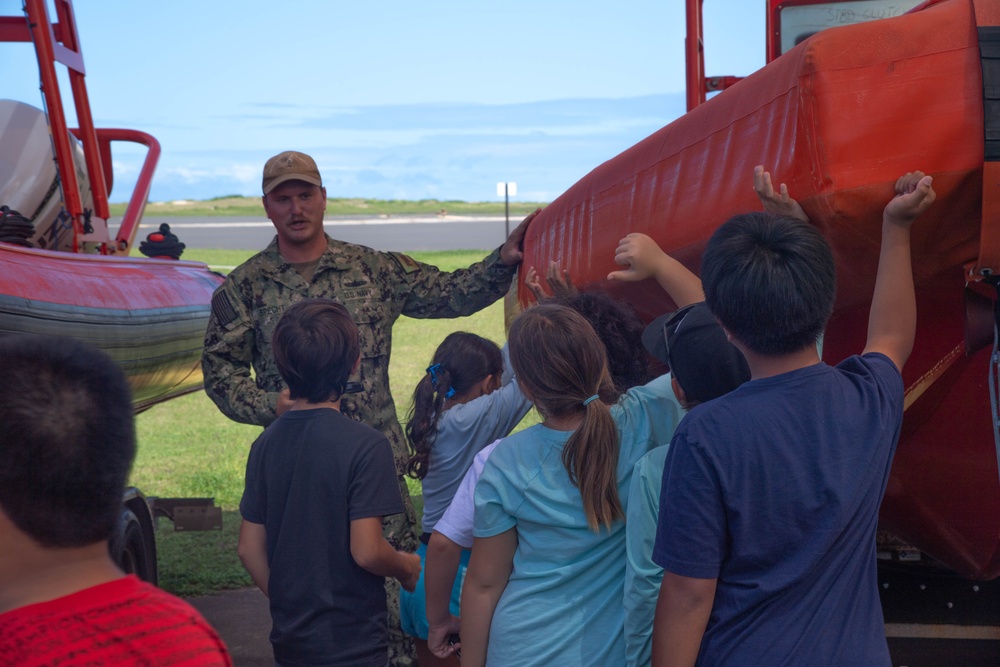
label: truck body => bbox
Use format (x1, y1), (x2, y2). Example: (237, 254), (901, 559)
(516, 0), (1000, 582)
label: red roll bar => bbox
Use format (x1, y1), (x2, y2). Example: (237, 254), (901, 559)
(1, 0), (158, 255)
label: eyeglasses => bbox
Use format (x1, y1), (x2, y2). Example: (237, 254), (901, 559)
(660, 303), (697, 373)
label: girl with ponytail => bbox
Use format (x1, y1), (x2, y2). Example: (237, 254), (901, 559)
(459, 304), (685, 667)
(399, 331), (531, 665)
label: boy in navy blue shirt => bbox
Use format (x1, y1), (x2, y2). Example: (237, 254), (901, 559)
(651, 170), (935, 666)
(239, 299), (421, 666)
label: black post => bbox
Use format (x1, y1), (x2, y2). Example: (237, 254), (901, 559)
(504, 183), (510, 239)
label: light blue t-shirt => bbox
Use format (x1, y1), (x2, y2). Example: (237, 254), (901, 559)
(623, 445), (669, 667)
(420, 344), (531, 534)
(473, 373), (682, 667)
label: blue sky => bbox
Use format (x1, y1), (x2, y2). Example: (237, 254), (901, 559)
(1, 1), (765, 203)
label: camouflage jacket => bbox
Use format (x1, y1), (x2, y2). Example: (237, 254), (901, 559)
(201, 234), (516, 472)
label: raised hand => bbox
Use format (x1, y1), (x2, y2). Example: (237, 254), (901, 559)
(884, 172), (935, 228)
(608, 233), (668, 282)
(754, 165), (809, 223)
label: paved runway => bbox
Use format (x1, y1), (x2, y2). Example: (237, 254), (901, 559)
(138, 215), (513, 252)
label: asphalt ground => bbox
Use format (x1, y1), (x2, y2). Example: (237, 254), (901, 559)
(139, 215), (513, 253)
(186, 588), (273, 666)
(186, 585), (1000, 667)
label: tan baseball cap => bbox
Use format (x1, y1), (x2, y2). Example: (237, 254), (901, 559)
(262, 151), (323, 194)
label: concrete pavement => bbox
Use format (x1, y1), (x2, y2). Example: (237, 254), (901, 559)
(187, 587), (273, 666)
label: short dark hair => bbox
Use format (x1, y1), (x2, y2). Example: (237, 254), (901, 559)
(0, 335), (135, 547)
(273, 299), (359, 403)
(550, 291), (650, 394)
(701, 212), (835, 355)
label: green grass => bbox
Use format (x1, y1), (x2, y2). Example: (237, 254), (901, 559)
(113, 197), (546, 218)
(181, 248), (260, 271)
(134, 248), (537, 597)
(154, 511), (251, 597)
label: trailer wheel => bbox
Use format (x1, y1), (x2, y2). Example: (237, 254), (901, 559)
(111, 506), (157, 584)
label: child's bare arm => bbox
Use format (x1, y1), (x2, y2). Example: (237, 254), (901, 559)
(863, 172), (935, 370)
(237, 519), (270, 597)
(608, 233), (704, 307)
(753, 165), (809, 222)
(458, 530), (517, 667)
(350, 516), (422, 591)
(652, 573), (717, 667)
(425, 531), (465, 658)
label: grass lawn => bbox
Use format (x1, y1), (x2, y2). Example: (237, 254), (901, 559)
(112, 197), (545, 219)
(133, 247), (536, 596)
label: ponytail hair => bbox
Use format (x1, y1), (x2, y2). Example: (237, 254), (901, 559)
(405, 332), (503, 480)
(508, 304), (621, 531)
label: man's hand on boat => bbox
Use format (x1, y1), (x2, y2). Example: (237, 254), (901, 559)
(499, 209), (541, 266)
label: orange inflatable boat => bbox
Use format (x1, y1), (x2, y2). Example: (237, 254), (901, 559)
(516, 0), (1000, 579)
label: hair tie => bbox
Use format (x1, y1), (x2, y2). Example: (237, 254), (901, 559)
(582, 394), (600, 407)
(427, 363), (456, 399)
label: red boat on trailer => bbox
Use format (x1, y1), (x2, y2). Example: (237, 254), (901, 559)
(0, 0), (223, 583)
(0, 0), (223, 412)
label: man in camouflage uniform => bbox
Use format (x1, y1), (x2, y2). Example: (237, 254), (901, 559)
(202, 151), (536, 667)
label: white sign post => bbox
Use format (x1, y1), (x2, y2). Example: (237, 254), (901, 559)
(496, 182), (517, 238)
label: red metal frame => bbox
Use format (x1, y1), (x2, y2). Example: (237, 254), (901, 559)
(684, 0), (746, 111)
(685, 0), (941, 112)
(70, 128), (162, 253)
(684, 0), (705, 111)
(2, 0), (157, 255)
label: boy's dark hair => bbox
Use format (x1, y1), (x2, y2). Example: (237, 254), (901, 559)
(273, 299), (360, 403)
(0, 335), (135, 548)
(701, 212), (835, 355)
(405, 332), (503, 479)
(550, 291), (650, 395)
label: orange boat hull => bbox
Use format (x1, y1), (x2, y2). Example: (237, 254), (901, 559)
(0, 243), (223, 412)
(518, 0), (1000, 577)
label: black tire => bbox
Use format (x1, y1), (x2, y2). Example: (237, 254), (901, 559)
(111, 507), (155, 583)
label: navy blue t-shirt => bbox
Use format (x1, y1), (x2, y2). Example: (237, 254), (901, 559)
(653, 354), (902, 666)
(240, 408), (403, 667)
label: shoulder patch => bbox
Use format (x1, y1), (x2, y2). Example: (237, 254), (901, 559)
(211, 290), (239, 326)
(388, 251), (422, 274)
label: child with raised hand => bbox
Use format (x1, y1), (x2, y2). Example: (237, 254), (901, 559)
(459, 302), (687, 667)
(608, 232), (751, 667)
(652, 171), (935, 667)
(607, 164), (812, 667)
(238, 299), (421, 667)
(399, 331), (531, 665)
